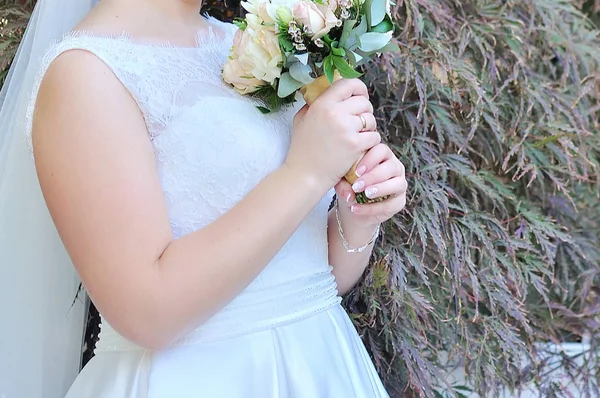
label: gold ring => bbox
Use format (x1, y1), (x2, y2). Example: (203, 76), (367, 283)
(359, 114), (367, 131)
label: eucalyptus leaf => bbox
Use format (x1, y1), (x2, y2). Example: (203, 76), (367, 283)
(358, 32), (392, 52)
(369, 0), (387, 27)
(296, 52), (309, 65)
(347, 17), (368, 50)
(379, 40), (401, 53)
(289, 62), (315, 84)
(277, 72), (304, 98)
(332, 56), (362, 79)
(363, 0), (373, 27)
(355, 16), (369, 37)
(285, 53), (298, 67)
(347, 50), (364, 65)
(339, 19), (357, 48)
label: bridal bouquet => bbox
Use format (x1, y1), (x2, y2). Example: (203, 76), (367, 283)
(223, 0), (397, 202)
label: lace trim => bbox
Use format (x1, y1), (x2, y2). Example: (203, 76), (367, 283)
(23, 15), (237, 152)
(66, 15), (234, 50)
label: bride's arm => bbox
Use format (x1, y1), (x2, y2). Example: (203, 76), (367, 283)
(328, 209), (378, 295)
(32, 51), (379, 350)
(327, 146), (408, 295)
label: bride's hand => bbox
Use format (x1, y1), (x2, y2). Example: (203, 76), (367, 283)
(285, 79), (381, 190)
(335, 143), (407, 227)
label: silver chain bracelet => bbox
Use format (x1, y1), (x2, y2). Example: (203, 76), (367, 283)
(334, 198), (381, 253)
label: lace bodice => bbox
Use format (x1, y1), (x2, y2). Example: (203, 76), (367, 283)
(28, 17), (339, 349)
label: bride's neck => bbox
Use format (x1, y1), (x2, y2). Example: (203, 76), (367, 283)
(81, 0), (208, 44)
(98, 0), (204, 28)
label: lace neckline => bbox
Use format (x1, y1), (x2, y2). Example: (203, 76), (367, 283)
(66, 15), (234, 51)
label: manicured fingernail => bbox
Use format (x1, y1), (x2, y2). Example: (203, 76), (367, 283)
(365, 187), (378, 198)
(345, 191), (352, 203)
(352, 180), (365, 192)
(351, 205), (359, 213)
(356, 165), (367, 177)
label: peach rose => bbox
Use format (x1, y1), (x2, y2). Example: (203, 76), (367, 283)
(292, 0), (339, 40)
(239, 28), (283, 84)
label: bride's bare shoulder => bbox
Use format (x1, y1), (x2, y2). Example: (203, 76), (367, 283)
(32, 47), (144, 153)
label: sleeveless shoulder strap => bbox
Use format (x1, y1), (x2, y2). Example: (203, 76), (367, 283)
(26, 19), (238, 147)
(25, 33), (168, 147)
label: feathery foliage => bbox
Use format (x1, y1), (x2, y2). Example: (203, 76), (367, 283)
(1, 0), (599, 397)
(0, 0), (34, 86)
(346, 0), (600, 396)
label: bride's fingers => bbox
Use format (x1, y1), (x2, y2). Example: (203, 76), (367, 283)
(363, 176), (407, 200)
(351, 192), (407, 218)
(355, 113), (377, 132)
(334, 179), (355, 204)
(353, 144), (393, 178)
(351, 157), (399, 193)
(341, 95), (374, 116)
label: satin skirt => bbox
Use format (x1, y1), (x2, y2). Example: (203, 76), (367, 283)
(65, 304), (389, 397)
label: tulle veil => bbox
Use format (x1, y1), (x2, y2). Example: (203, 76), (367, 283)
(0, 0), (97, 396)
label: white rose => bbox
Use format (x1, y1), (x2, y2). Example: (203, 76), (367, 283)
(243, 0), (298, 25)
(241, 0), (268, 16)
(223, 30), (265, 94)
(265, 0), (299, 22)
(292, 0), (339, 40)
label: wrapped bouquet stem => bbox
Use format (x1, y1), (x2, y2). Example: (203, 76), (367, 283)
(223, 0), (398, 203)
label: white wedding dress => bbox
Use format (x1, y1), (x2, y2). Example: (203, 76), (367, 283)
(26, 16), (389, 398)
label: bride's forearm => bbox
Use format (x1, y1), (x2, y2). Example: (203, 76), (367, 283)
(133, 166), (328, 348)
(327, 209), (376, 295)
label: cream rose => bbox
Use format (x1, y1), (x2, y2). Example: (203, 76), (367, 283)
(245, 13), (265, 32)
(239, 28), (283, 84)
(326, 0), (339, 11)
(292, 0), (339, 40)
(257, 3), (274, 23)
(223, 30), (265, 94)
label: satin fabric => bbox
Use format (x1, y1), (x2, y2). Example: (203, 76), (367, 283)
(66, 305), (388, 397)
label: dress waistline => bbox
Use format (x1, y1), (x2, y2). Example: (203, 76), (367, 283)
(94, 270), (341, 352)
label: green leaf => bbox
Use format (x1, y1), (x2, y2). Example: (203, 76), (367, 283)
(277, 72), (304, 98)
(369, 0), (387, 27)
(331, 42), (346, 57)
(289, 62), (315, 84)
(256, 106), (271, 114)
(324, 56), (335, 84)
(372, 14), (394, 33)
(278, 32), (295, 53)
(233, 18), (247, 31)
(453, 385), (473, 393)
(358, 32), (392, 52)
(332, 56), (362, 79)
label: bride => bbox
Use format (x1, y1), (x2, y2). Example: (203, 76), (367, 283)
(0, 0), (407, 396)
